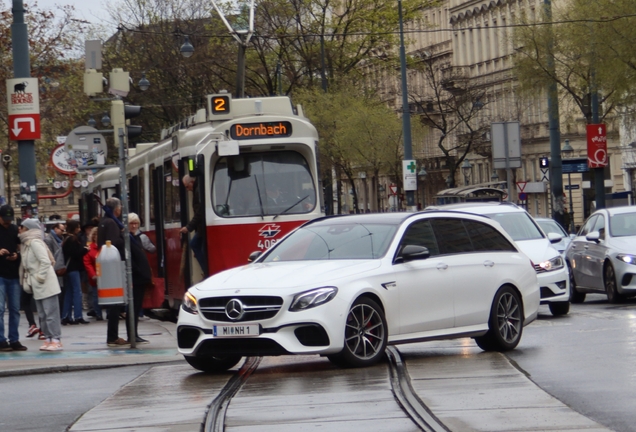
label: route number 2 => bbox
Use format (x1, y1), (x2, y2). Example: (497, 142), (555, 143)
(211, 95), (230, 115)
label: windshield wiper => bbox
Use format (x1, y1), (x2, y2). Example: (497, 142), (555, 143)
(273, 195), (309, 220)
(253, 176), (265, 220)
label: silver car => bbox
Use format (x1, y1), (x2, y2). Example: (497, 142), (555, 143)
(565, 206), (636, 303)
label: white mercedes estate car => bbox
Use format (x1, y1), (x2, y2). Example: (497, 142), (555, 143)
(427, 202), (570, 316)
(177, 211), (540, 372)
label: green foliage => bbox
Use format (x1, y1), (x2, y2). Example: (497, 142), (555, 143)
(512, 0), (636, 123)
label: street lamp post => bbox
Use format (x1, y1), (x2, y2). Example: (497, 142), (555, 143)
(562, 139), (575, 233)
(461, 159), (472, 185)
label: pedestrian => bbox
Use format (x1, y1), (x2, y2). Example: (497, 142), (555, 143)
(0, 205), (27, 351)
(83, 227), (103, 320)
(61, 220), (89, 325)
(44, 221), (67, 317)
(97, 197), (129, 347)
(129, 212), (156, 320)
(81, 218), (99, 318)
(18, 218), (63, 351)
(180, 175), (206, 274)
(128, 213), (153, 344)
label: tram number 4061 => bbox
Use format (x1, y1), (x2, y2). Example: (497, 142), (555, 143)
(258, 239), (278, 250)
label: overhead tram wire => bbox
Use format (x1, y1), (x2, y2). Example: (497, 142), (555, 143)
(114, 13), (636, 41)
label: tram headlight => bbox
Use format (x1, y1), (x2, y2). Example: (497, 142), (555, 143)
(289, 287), (338, 312)
(182, 291), (198, 315)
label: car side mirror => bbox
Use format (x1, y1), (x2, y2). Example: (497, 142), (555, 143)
(248, 251), (262, 262)
(547, 232), (562, 244)
(401, 245), (430, 262)
(586, 231), (600, 243)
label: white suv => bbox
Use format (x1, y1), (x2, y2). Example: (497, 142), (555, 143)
(426, 202), (570, 316)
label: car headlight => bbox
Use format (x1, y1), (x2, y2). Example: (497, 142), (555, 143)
(617, 254), (636, 265)
(538, 255), (564, 272)
(289, 287), (338, 312)
(182, 291), (198, 315)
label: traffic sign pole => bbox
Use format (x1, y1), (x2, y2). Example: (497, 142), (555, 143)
(10, 2), (39, 217)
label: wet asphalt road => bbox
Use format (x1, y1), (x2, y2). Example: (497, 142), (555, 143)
(507, 294), (636, 432)
(2, 294), (635, 431)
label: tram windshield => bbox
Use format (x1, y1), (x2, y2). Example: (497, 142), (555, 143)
(212, 150), (316, 217)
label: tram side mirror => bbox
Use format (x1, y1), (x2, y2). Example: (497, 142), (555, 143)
(247, 251), (262, 263)
(188, 154), (204, 177)
(228, 156), (250, 180)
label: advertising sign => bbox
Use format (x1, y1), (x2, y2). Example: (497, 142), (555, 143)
(587, 124), (607, 168)
(6, 78), (41, 141)
(50, 144), (76, 175)
(65, 126), (107, 169)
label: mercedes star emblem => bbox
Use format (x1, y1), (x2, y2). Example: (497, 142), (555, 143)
(225, 299), (245, 321)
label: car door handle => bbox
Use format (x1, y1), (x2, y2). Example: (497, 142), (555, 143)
(584, 245), (589, 250)
(436, 263), (448, 270)
(483, 260), (495, 267)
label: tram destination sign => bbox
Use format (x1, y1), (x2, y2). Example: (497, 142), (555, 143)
(230, 121), (292, 140)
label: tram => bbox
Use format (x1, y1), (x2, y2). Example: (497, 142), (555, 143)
(80, 93), (323, 314)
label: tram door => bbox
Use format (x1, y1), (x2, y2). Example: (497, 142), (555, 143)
(181, 155), (207, 285)
(151, 165), (165, 279)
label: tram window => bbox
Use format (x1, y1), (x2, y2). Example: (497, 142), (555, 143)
(139, 168), (145, 227)
(149, 164), (155, 224)
(212, 150), (316, 218)
(163, 159), (181, 223)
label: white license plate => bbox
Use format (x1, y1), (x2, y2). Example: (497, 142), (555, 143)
(213, 324), (260, 337)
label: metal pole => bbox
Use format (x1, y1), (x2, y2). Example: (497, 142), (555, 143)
(118, 127), (136, 349)
(236, 43), (246, 98)
(11, 0), (38, 217)
(567, 173), (574, 233)
(320, 34), (328, 93)
(398, 0), (415, 210)
(544, 0), (565, 227)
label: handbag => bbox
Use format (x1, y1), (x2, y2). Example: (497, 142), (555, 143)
(56, 258), (70, 277)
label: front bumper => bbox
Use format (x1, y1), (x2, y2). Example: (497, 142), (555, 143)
(537, 267), (570, 304)
(177, 295), (349, 357)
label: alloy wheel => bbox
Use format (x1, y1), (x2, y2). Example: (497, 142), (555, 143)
(496, 292), (521, 344)
(344, 303), (385, 361)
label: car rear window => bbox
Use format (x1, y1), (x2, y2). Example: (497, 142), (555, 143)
(483, 212), (544, 241)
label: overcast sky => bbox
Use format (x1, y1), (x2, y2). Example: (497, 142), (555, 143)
(5, 0), (108, 26)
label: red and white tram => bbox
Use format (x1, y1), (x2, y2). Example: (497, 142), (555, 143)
(81, 94), (323, 313)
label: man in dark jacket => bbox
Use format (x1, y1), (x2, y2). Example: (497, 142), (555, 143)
(0, 205), (27, 351)
(180, 175), (206, 274)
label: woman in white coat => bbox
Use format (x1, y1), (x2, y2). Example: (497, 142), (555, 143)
(18, 218), (63, 351)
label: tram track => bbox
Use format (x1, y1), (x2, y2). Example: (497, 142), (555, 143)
(202, 348), (449, 432)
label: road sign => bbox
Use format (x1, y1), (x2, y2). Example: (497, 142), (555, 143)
(565, 184), (580, 190)
(65, 126), (107, 169)
(519, 192), (528, 200)
(516, 181), (527, 193)
(586, 124), (607, 168)
(6, 78), (41, 141)
(491, 122), (521, 169)
(389, 184), (398, 195)
(50, 144), (76, 175)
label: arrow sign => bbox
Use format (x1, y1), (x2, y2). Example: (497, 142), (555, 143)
(12, 117), (35, 136)
(8, 114), (41, 140)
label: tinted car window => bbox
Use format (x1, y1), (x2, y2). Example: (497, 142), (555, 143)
(431, 218), (473, 254)
(399, 219), (440, 256)
(464, 220), (517, 252)
(593, 215), (605, 234)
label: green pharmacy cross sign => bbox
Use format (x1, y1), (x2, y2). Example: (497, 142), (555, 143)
(402, 159), (417, 192)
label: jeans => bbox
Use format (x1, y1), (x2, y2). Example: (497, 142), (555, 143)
(0, 277), (21, 343)
(63, 271), (84, 320)
(91, 285), (102, 318)
(190, 232), (207, 275)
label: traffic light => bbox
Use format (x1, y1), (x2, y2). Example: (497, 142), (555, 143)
(111, 100), (142, 147)
(540, 157), (549, 169)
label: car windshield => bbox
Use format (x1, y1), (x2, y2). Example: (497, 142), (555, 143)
(537, 219), (567, 237)
(610, 212), (636, 237)
(262, 222), (398, 262)
(483, 212), (544, 241)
